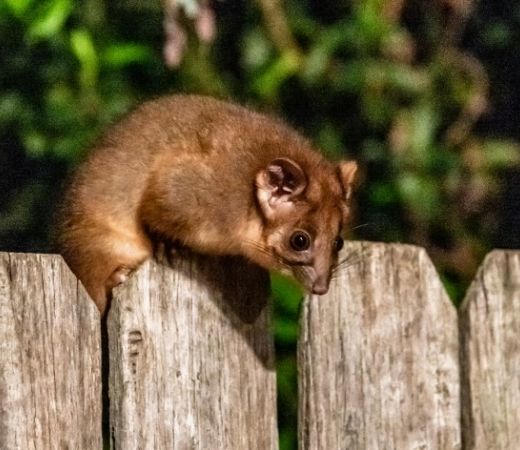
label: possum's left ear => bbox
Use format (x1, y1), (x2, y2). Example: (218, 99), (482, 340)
(337, 161), (358, 200)
(255, 158), (307, 221)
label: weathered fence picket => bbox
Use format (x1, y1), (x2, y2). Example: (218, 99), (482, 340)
(298, 243), (461, 449)
(108, 254), (278, 450)
(0, 253), (101, 450)
(459, 251), (520, 450)
(1, 244), (519, 450)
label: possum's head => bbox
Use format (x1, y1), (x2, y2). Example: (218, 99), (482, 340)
(252, 157), (357, 295)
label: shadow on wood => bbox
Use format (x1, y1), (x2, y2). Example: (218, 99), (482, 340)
(108, 252), (277, 450)
(171, 252), (271, 324)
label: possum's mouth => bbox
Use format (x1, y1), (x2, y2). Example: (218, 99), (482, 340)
(291, 264), (331, 296)
(271, 249), (330, 294)
(288, 265), (318, 294)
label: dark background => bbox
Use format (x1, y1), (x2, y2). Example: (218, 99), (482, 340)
(1, 0), (519, 448)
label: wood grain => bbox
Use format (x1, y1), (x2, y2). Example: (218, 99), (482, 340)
(459, 250), (520, 450)
(0, 252), (102, 450)
(298, 242), (461, 450)
(108, 253), (278, 450)
(3, 246), (517, 449)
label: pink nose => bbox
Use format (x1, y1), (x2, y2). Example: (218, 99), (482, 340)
(311, 283), (329, 296)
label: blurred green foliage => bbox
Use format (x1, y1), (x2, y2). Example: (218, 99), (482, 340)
(1, 1), (519, 449)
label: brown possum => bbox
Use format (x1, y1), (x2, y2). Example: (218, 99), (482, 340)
(57, 95), (358, 314)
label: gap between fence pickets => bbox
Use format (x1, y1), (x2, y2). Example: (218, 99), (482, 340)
(1, 245), (519, 450)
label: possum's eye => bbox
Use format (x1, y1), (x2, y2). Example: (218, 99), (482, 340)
(334, 236), (344, 252)
(290, 231), (311, 251)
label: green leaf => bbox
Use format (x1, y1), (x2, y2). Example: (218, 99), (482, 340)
(397, 173), (440, 221)
(316, 123), (344, 157)
(483, 22), (511, 49)
(334, 60), (366, 91)
(252, 51), (300, 99)
(302, 21), (355, 82)
(102, 43), (153, 68)
(0, 92), (25, 122)
(28, 0), (73, 42)
(354, 0), (393, 52)
(22, 130), (47, 157)
(386, 64), (430, 95)
(4, 0), (34, 18)
(482, 140), (520, 169)
(361, 138), (386, 162)
(362, 88), (395, 128)
(302, 44), (329, 82)
(276, 357), (297, 396)
(270, 272), (303, 315)
(369, 182), (398, 205)
(409, 103), (438, 158)
(274, 316), (299, 344)
(70, 28), (98, 89)
(241, 28), (272, 70)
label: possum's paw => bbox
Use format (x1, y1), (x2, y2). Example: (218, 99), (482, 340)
(108, 266), (134, 287)
(153, 240), (181, 266)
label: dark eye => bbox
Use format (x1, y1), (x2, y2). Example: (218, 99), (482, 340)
(290, 231), (311, 251)
(334, 236), (344, 252)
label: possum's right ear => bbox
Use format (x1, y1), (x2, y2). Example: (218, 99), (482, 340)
(255, 158), (307, 220)
(337, 160), (358, 200)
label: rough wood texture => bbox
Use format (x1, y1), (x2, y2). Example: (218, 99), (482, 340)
(459, 250), (520, 450)
(0, 252), (102, 450)
(108, 254), (277, 450)
(298, 242), (461, 450)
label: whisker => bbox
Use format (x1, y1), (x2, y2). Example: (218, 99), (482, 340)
(331, 258), (362, 275)
(333, 250), (363, 269)
(331, 261), (361, 278)
(331, 251), (379, 278)
(350, 222), (371, 231)
(337, 252), (360, 265)
(241, 239), (270, 255)
(241, 239), (292, 270)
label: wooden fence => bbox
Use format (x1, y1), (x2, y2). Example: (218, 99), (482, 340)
(0, 243), (519, 449)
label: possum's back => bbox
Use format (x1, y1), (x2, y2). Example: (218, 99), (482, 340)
(59, 96), (239, 229)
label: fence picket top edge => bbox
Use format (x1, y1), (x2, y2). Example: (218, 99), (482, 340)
(459, 249), (520, 312)
(0, 251), (66, 261)
(1, 245), (516, 298)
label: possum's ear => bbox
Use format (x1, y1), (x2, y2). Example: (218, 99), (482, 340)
(338, 160), (358, 200)
(255, 158), (307, 220)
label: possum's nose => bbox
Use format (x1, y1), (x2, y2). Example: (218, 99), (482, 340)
(311, 258), (332, 295)
(311, 279), (329, 295)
